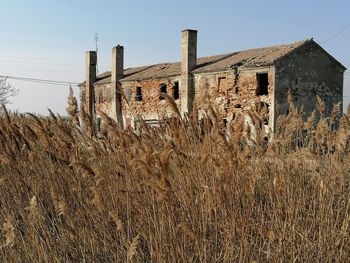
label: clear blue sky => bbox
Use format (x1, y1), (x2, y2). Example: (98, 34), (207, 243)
(1, 0), (350, 114)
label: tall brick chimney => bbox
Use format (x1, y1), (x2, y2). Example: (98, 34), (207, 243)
(85, 51), (97, 116)
(181, 29), (197, 114)
(111, 45), (124, 128)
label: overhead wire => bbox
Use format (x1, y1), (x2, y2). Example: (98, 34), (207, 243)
(320, 22), (350, 44)
(0, 74), (80, 86)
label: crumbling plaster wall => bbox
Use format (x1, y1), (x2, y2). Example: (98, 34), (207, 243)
(93, 83), (113, 116)
(120, 77), (182, 127)
(83, 66), (276, 130)
(82, 77), (182, 127)
(275, 42), (344, 119)
(193, 67), (275, 129)
(80, 84), (112, 115)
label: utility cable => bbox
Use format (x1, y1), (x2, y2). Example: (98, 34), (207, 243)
(0, 75), (80, 86)
(320, 23), (350, 44)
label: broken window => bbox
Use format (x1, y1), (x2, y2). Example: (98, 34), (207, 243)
(173, 82), (179, 100)
(159, 83), (167, 100)
(135, 86), (143, 101)
(256, 73), (269, 96)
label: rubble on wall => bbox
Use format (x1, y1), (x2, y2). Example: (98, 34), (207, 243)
(83, 67), (276, 130)
(122, 78), (181, 119)
(194, 67), (274, 123)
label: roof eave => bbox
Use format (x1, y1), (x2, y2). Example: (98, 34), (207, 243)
(120, 73), (181, 83)
(311, 40), (347, 71)
(274, 39), (347, 71)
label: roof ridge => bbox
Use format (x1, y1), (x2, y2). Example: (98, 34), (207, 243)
(96, 40), (310, 78)
(82, 39), (329, 85)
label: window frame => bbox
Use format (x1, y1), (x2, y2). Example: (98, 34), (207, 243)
(159, 83), (167, 100)
(135, 86), (143, 101)
(173, 81), (179, 100)
(256, 72), (269, 96)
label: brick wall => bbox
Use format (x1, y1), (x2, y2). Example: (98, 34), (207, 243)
(193, 67), (275, 125)
(120, 78), (181, 123)
(83, 67), (276, 129)
(94, 84), (113, 116)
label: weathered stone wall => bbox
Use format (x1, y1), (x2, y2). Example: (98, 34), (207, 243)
(275, 42), (344, 119)
(84, 66), (277, 130)
(94, 84), (113, 116)
(193, 67), (275, 128)
(81, 77), (182, 127)
(82, 40), (345, 133)
(120, 77), (182, 127)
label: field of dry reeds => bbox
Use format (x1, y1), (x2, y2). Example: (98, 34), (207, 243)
(0, 91), (350, 262)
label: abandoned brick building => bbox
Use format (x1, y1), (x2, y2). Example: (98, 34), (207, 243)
(79, 29), (346, 131)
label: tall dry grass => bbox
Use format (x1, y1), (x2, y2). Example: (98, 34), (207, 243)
(0, 94), (350, 262)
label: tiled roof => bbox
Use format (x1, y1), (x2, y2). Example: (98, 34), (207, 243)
(83, 39), (344, 86)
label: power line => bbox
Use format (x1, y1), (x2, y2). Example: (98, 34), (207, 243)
(0, 75), (80, 86)
(320, 23), (350, 44)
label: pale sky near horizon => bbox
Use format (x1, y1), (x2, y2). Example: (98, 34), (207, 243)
(1, 0), (350, 115)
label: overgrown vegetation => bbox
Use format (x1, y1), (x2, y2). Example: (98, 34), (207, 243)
(0, 92), (350, 262)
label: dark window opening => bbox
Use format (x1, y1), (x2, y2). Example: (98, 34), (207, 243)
(256, 73), (269, 96)
(160, 83), (167, 100)
(173, 82), (179, 100)
(135, 86), (143, 101)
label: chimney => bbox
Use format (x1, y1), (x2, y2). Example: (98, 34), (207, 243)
(85, 51), (97, 116)
(181, 29), (197, 114)
(111, 45), (124, 128)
